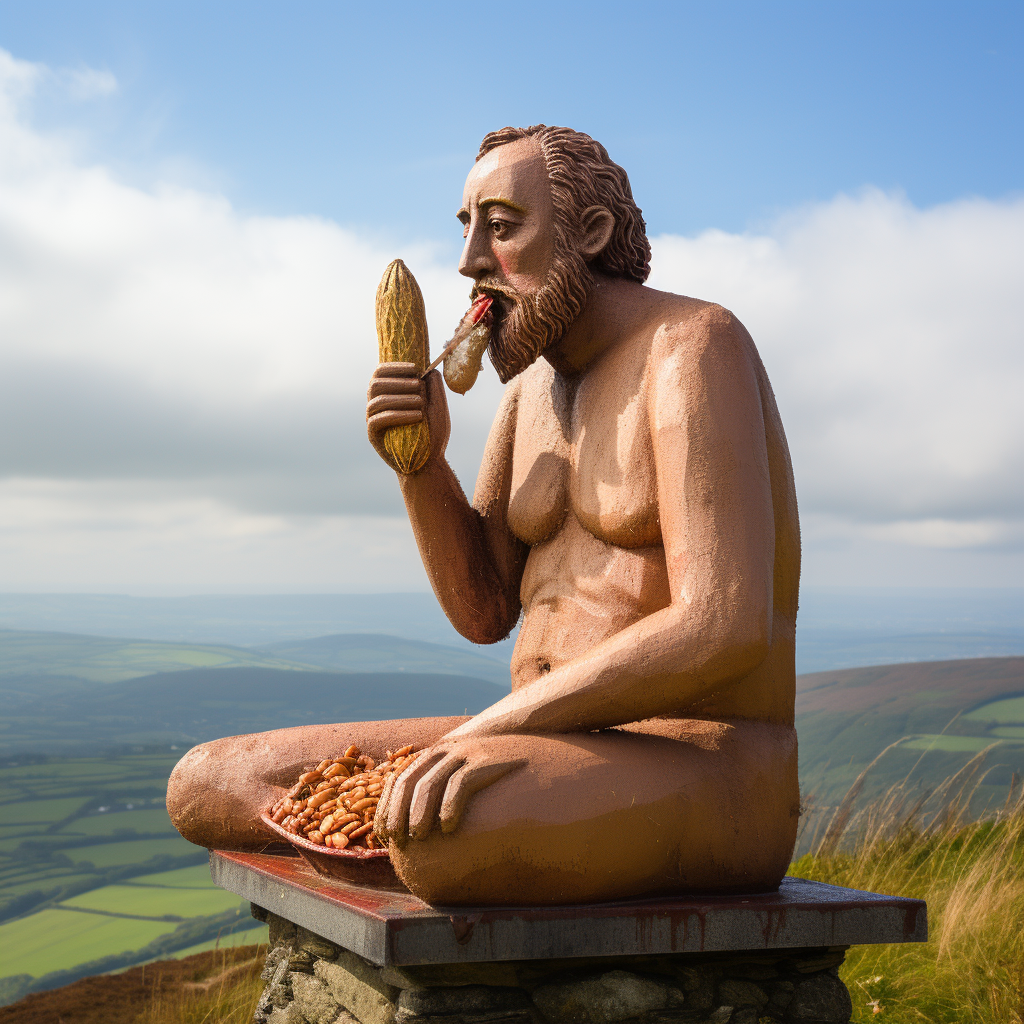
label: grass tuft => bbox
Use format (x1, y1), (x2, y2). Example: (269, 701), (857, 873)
(133, 946), (265, 1024)
(794, 755), (1024, 1022)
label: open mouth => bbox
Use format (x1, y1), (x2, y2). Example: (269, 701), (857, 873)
(473, 287), (510, 333)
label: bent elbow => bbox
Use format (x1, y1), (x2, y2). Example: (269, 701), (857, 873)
(452, 594), (520, 647)
(684, 594), (771, 682)
(725, 603), (772, 676)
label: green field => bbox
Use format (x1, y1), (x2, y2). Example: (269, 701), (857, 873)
(131, 864), (214, 887)
(63, 883), (245, 918)
(965, 694), (1024, 723)
(0, 755), (208, 932)
(0, 753), (267, 1005)
(0, 908), (180, 977)
(0, 797), (92, 825)
(63, 836), (201, 868)
(902, 734), (1014, 752)
(63, 808), (179, 836)
(0, 628), (314, 684)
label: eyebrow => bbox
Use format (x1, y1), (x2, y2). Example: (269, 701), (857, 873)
(456, 197), (528, 220)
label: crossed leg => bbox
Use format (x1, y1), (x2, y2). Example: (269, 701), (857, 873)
(167, 716), (799, 906)
(385, 719), (799, 905)
(166, 716), (465, 851)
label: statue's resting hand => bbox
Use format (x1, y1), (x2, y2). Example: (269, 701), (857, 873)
(374, 736), (526, 846)
(366, 363), (450, 472)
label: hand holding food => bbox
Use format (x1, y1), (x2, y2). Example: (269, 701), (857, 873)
(375, 261), (431, 473)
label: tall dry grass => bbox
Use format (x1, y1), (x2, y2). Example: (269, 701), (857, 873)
(133, 944), (266, 1024)
(794, 751), (1024, 1023)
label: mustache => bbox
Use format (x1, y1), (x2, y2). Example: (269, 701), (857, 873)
(470, 280), (520, 305)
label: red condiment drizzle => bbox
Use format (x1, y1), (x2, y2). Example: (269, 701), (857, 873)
(470, 294), (493, 324)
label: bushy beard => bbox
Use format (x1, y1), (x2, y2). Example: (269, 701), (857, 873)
(471, 236), (594, 384)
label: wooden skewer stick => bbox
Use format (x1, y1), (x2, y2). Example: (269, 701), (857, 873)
(420, 295), (493, 378)
(421, 334), (465, 378)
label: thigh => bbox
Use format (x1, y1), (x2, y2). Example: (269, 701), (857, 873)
(167, 716), (467, 850)
(390, 721), (799, 905)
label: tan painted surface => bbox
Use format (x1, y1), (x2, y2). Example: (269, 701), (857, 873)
(169, 130), (801, 906)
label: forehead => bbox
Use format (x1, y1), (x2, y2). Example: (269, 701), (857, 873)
(462, 139), (551, 214)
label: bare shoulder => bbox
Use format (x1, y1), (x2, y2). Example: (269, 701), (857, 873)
(643, 288), (755, 365)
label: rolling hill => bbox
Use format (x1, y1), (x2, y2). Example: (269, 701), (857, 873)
(796, 655), (1024, 810)
(0, 666), (501, 755)
(0, 629), (312, 684)
(254, 632), (509, 685)
(2, 649), (1023, 1003)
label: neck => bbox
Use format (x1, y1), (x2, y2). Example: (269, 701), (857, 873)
(543, 273), (642, 377)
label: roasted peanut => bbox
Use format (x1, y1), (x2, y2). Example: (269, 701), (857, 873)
(308, 789), (337, 809)
(270, 742), (417, 849)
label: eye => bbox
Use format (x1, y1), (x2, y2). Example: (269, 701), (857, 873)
(489, 219), (509, 238)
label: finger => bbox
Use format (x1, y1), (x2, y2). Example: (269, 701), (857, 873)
(439, 759), (526, 835)
(372, 362), (419, 378)
(367, 394), (423, 416)
(368, 378), (424, 398)
(409, 755), (465, 840)
(374, 770), (399, 843)
(384, 749), (446, 847)
(368, 410), (423, 431)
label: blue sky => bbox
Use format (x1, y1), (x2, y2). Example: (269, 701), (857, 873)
(6, 1), (1021, 245)
(0, 2), (1021, 592)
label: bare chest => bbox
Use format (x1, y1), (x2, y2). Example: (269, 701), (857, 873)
(506, 355), (661, 549)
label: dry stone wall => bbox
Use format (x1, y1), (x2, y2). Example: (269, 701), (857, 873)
(250, 906), (853, 1024)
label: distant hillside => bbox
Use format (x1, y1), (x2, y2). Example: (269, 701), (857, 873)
(1, 666), (501, 754)
(0, 628), (510, 689)
(255, 632), (509, 685)
(796, 656), (1024, 809)
(0, 629), (313, 684)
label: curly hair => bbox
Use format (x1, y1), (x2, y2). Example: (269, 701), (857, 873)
(477, 125), (651, 284)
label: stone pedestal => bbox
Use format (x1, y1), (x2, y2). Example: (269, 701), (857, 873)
(209, 851), (927, 1024)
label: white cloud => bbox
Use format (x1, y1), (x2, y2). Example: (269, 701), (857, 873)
(648, 190), (1024, 566)
(0, 48), (1020, 590)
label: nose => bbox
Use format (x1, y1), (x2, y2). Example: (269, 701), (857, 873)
(458, 219), (497, 280)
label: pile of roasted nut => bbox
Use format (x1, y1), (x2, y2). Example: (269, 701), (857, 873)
(267, 743), (418, 849)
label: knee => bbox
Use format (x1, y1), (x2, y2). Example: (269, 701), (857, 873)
(166, 740), (212, 844)
(166, 737), (234, 848)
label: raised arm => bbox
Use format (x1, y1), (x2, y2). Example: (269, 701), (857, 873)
(366, 363), (528, 644)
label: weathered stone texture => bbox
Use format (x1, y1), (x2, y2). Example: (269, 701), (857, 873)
(316, 954), (400, 1024)
(251, 909), (854, 1024)
(291, 970), (343, 1024)
(787, 971), (853, 1022)
(533, 971), (684, 1024)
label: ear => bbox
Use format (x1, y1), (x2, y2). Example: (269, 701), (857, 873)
(577, 205), (615, 260)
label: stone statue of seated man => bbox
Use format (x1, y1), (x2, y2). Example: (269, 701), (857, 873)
(167, 125), (801, 906)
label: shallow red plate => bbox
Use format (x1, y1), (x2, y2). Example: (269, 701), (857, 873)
(259, 812), (406, 891)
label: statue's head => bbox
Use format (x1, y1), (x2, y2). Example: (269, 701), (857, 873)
(459, 125), (650, 382)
